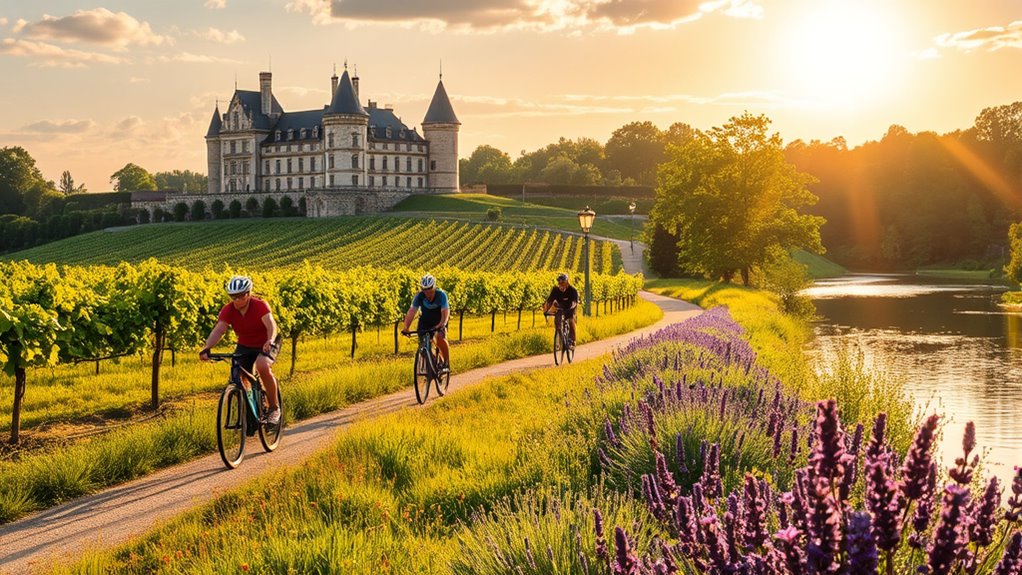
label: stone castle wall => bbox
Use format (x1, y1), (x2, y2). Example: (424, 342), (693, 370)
(131, 187), (424, 219)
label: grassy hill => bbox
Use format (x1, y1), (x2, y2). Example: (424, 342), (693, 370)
(391, 193), (639, 241)
(4, 216), (622, 274)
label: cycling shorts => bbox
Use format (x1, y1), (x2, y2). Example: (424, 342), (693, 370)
(234, 340), (279, 374)
(417, 321), (448, 339)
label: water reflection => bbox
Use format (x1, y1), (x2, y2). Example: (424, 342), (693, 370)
(806, 274), (1022, 488)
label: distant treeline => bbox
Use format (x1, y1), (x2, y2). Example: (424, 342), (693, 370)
(787, 103), (1022, 268)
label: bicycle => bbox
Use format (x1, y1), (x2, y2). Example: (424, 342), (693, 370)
(544, 308), (575, 365)
(403, 327), (450, 404)
(207, 352), (284, 469)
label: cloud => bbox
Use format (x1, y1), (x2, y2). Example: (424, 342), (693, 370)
(934, 20), (1022, 52)
(15, 8), (170, 49)
(205, 0), (227, 8)
(0, 38), (128, 67)
(158, 52), (243, 64)
(287, 0), (763, 32)
(129, 76), (150, 83)
(115, 116), (144, 132)
(20, 119), (96, 133)
(0, 18), (7, 27)
(199, 27), (245, 44)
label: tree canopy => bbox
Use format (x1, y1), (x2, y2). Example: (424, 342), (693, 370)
(651, 113), (824, 284)
(0, 146), (54, 215)
(110, 163), (157, 192)
(59, 171), (87, 195)
(154, 169), (207, 193)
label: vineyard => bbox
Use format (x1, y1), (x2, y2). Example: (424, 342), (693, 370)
(0, 259), (643, 445)
(4, 217), (620, 274)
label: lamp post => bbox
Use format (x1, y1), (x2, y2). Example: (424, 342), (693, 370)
(577, 206), (596, 316)
(628, 201), (636, 253)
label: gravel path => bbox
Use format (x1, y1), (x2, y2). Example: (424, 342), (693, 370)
(0, 290), (699, 575)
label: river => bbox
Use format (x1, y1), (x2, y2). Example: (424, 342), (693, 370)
(805, 273), (1022, 488)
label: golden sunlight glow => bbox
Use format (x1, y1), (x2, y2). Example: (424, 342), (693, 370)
(781, 1), (905, 107)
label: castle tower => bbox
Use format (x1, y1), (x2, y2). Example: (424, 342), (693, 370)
(205, 104), (223, 193)
(422, 77), (460, 193)
(322, 69), (368, 188)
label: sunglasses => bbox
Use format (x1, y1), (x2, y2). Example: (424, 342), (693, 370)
(230, 292), (249, 300)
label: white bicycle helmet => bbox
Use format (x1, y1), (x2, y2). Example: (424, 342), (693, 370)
(557, 273), (569, 282)
(420, 274), (436, 289)
(226, 275), (253, 295)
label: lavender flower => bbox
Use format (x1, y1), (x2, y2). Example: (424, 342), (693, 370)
(614, 527), (639, 575)
(742, 474), (768, 550)
(1006, 466), (1022, 523)
(866, 413), (888, 460)
(595, 508), (608, 563)
(969, 477), (1000, 548)
(949, 421), (978, 486)
(865, 449), (902, 552)
(675, 433), (689, 475)
(524, 536), (537, 569)
(900, 414), (939, 502)
(700, 443), (723, 500)
(840, 423), (864, 502)
(772, 526), (806, 575)
(655, 450), (679, 502)
(845, 511), (879, 575)
(993, 531), (1022, 575)
(908, 463), (937, 550)
(926, 484), (971, 574)
(809, 399), (847, 485)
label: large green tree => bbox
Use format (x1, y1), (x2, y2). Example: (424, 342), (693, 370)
(605, 121), (666, 185)
(154, 169), (207, 193)
(460, 145), (515, 185)
(58, 170), (87, 195)
(110, 163), (157, 192)
(652, 112), (824, 284)
(0, 146), (52, 215)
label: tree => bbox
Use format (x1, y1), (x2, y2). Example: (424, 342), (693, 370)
(652, 112), (824, 284)
(460, 145), (514, 184)
(605, 121), (666, 185)
(154, 169), (207, 193)
(58, 171), (87, 195)
(262, 197), (278, 217)
(110, 163), (157, 192)
(0, 146), (51, 215)
(228, 199), (243, 218)
(1005, 221), (1022, 284)
(190, 200), (206, 221)
(173, 202), (188, 222)
(211, 199), (226, 219)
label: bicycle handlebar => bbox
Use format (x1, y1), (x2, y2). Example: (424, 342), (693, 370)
(401, 328), (441, 337)
(205, 352), (245, 362)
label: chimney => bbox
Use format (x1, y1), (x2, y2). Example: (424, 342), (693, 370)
(259, 72), (272, 116)
(330, 72), (338, 98)
(353, 74), (360, 101)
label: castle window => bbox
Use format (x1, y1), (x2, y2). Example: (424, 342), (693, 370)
(299, 157), (304, 172)
(264, 160), (269, 173)
(395, 156), (400, 172)
(369, 157), (375, 170)
(382, 176), (387, 186)
(406, 143), (411, 152)
(329, 155), (335, 169)
(406, 157), (411, 172)
(287, 129), (294, 141)
(406, 177), (411, 187)
(275, 131), (281, 141)
(275, 159), (281, 174)
(299, 176), (304, 189)
(383, 143), (389, 150)
(382, 157), (388, 171)
(352, 133), (360, 147)
(351, 154), (359, 169)
(230, 141), (236, 154)
(385, 126), (392, 138)
(370, 176), (375, 187)
(300, 128), (307, 139)
(329, 175), (335, 187)
(430, 160), (437, 171)
(418, 145), (424, 152)
(310, 157), (316, 171)
(275, 178), (281, 191)
(230, 162), (236, 175)
(352, 175), (358, 186)
(243, 141), (249, 153)
(417, 177), (423, 188)
(287, 159), (293, 173)
(328, 133), (334, 147)
(313, 126), (319, 138)
(233, 112), (239, 128)
(418, 158), (423, 172)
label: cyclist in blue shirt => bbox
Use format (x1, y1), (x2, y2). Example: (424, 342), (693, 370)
(401, 274), (450, 371)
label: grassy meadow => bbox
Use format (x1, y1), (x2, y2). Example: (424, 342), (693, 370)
(46, 281), (927, 575)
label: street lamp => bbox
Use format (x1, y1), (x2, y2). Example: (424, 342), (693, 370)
(577, 206), (596, 316)
(628, 201), (636, 253)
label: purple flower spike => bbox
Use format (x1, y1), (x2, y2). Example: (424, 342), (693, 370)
(908, 463), (937, 550)
(675, 433), (689, 475)
(845, 511), (879, 575)
(604, 417), (620, 447)
(866, 413), (888, 460)
(772, 526), (806, 575)
(993, 531), (1022, 575)
(950, 421), (978, 486)
(927, 485), (971, 574)
(900, 414), (940, 502)
(809, 399), (847, 485)
(970, 477), (1000, 548)
(742, 474), (768, 549)
(655, 450), (680, 502)
(613, 527), (639, 575)
(864, 451), (902, 552)
(1006, 466), (1022, 523)
(595, 508), (608, 562)
(700, 443), (723, 499)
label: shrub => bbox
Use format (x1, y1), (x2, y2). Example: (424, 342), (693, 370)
(228, 199), (242, 219)
(210, 199), (226, 219)
(245, 197), (259, 216)
(262, 197), (279, 218)
(190, 200), (206, 221)
(486, 207), (502, 221)
(172, 202), (188, 222)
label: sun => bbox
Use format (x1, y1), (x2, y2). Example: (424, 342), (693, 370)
(779, 1), (906, 108)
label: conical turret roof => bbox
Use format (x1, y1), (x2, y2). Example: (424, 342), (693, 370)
(326, 70), (368, 116)
(423, 79), (459, 125)
(206, 105), (223, 137)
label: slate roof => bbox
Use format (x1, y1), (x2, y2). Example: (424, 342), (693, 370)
(326, 70), (368, 117)
(231, 90), (283, 130)
(368, 107), (426, 142)
(423, 79), (459, 125)
(205, 106), (222, 138)
(266, 109), (324, 143)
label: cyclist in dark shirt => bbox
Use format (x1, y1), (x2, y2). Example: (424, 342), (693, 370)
(401, 273), (450, 371)
(543, 272), (579, 348)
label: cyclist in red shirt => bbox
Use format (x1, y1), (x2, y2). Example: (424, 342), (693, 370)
(199, 275), (281, 426)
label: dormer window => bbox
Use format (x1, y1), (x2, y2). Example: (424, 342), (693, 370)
(313, 126), (319, 138)
(300, 128), (307, 139)
(385, 126), (392, 138)
(287, 129), (294, 141)
(275, 131), (281, 141)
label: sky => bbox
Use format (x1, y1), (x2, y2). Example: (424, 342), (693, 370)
(1, 0), (1021, 192)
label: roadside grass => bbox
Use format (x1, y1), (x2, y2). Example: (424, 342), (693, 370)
(0, 300), (663, 525)
(792, 248), (847, 278)
(391, 193), (637, 240)
(45, 287), (815, 574)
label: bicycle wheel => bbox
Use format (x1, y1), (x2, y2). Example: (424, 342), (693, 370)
(414, 348), (432, 404)
(258, 385), (283, 452)
(434, 347), (450, 396)
(216, 385), (245, 469)
(553, 327), (562, 366)
(564, 328), (574, 364)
